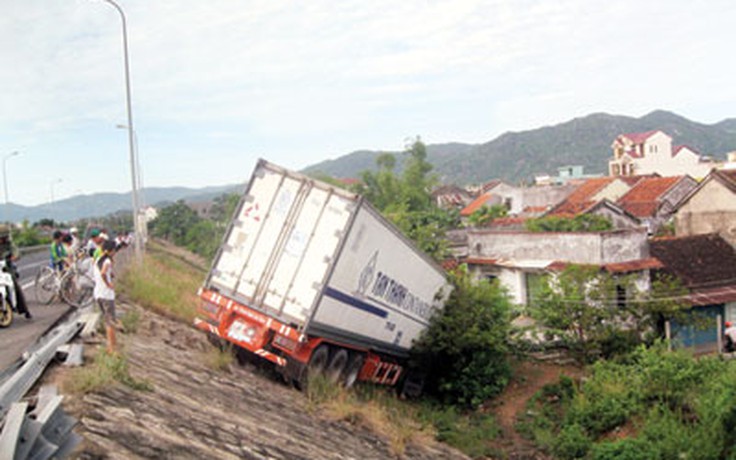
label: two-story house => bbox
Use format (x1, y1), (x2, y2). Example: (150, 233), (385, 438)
(609, 130), (718, 179)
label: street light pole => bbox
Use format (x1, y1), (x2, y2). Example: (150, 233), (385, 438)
(3, 151), (20, 208)
(3, 151), (20, 240)
(100, 0), (142, 262)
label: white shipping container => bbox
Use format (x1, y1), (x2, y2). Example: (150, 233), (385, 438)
(207, 160), (449, 356)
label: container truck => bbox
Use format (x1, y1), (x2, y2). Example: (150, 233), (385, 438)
(195, 160), (450, 389)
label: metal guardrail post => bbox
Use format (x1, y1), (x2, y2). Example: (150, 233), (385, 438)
(0, 315), (82, 419)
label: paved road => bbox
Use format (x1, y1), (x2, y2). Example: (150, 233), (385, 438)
(0, 249), (72, 371)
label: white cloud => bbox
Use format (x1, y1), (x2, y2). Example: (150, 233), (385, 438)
(2, 0), (736, 205)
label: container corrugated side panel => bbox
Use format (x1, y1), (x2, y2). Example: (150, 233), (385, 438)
(208, 161), (356, 325)
(208, 165), (284, 296)
(306, 203), (450, 356)
(260, 186), (354, 322)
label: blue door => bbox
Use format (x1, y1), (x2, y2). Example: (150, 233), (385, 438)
(671, 304), (724, 348)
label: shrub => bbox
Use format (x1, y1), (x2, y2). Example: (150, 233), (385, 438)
(552, 423), (591, 459)
(412, 267), (511, 408)
(590, 439), (654, 460)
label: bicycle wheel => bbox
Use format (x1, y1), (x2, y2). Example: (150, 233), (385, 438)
(60, 272), (94, 308)
(35, 266), (58, 304)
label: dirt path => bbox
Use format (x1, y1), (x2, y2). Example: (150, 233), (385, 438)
(51, 303), (467, 460)
(487, 359), (583, 459)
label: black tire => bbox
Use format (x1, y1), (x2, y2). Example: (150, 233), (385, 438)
(0, 296), (13, 328)
(34, 267), (57, 305)
(343, 353), (365, 389)
(325, 349), (349, 383)
(60, 272), (94, 308)
(307, 344), (330, 377)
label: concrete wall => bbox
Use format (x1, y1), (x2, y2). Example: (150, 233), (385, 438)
(590, 206), (640, 230)
(675, 179), (736, 246)
(468, 229), (648, 265)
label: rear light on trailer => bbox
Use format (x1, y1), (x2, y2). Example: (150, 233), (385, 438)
(200, 301), (221, 318)
(272, 334), (297, 352)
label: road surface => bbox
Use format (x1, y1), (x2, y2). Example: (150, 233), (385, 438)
(0, 248), (73, 371)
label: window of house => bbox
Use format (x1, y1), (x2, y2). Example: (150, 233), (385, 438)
(526, 272), (549, 306)
(616, 284), (627, 309)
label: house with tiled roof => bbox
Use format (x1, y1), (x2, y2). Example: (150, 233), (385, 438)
(650, 233), (736, 351)
(543, 177), (640, 229)
(609, 130), (719, 179)
(460, 182), (576, 218)
(674, 169), (736, 246)
(615, 175), (698, 234)
(431, 184), (472, 209)
(462, 228), (653, 305)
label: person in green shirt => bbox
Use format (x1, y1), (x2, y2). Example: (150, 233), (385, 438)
(50, 230), (68, 271)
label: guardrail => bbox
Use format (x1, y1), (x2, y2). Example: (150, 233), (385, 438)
(0, 307), (98, 459)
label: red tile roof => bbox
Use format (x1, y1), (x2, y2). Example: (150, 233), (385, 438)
(603, 258), (663, 273)
(616, 176), (681, 217)
(490, 217), (528, 227)
(481, 180), (503, 193)
(461, 192), (493, 216)
(548, 177), (616, 216)
(619, 130), (660, 144)
(463, 257), (499, 266)
(338, 178), (361, 186)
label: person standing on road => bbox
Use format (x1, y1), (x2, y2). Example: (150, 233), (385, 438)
(0, 225), (32, 319)
(49, 230), (68, 271)
(94, 240), (118, 353)
(69, 227), (82, 253)
(86, 228), (104, 259)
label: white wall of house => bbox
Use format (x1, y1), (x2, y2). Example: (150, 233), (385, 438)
(468, 229), (649, 265)
(592, 179), (631, 202)
(675, 179), (736, 246)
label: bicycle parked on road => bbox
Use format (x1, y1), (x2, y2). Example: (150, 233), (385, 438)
(34, 249), (95, 308)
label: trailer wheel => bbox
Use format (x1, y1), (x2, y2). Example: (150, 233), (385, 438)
(307, 344), (330, 377)
(343, 353), (364, 389)
(325, 349), (349, 383)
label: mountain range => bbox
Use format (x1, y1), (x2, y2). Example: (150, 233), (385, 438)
(303, 110), (736, 185)
(1, 184), (244, 224)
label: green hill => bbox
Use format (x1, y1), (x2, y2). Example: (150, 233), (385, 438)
(303, 110), (736, 185)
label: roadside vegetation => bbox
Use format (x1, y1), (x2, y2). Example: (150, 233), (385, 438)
(517, 344), (736, 459)
(64, 347), (152, 394)
(307, 374), (501, 458)
(118, 240), (205, 324)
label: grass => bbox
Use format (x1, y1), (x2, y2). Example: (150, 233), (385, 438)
(203, 344), (235, 372)
(118, 241), (205, 324)
(120, 308), (141, 334)
(306, 375), (500, 458)
(64, 348), (153, 394)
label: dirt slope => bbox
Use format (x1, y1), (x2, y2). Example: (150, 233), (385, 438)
(58, 304), (468, 460)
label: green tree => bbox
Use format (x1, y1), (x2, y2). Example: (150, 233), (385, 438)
(526, 214), (613, 233)
(467, 204), (508, 227)
(532, 265), (621, 363)
(413, 266), (512, 408)
(149, 200), (201, 246)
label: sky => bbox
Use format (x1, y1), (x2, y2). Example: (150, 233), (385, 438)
(2, 0), (736, 206)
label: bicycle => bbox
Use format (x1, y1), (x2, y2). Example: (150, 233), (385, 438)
(34, 250), (95, 308)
